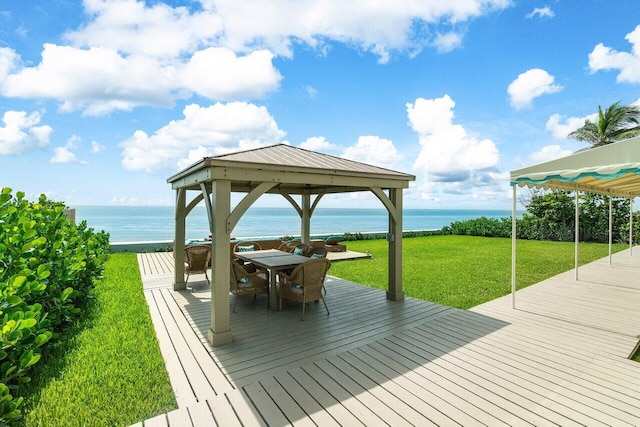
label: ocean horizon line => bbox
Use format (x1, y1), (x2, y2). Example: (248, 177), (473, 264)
(74, 206), (516, 243)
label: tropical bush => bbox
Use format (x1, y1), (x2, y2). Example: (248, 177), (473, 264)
(342, 230), (442, 241)
(0, 188), (109, 425)
(443, 216), (511, 238)
(443, 191), (639, 243)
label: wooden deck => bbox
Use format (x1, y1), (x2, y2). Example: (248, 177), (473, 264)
(133, 249), (640, 426)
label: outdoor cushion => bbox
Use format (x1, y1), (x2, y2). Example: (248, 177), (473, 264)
(325, 235), (343, 245)
(310, 253), (324, 259)
(237, 244), (255, 252)
(293, 246), (306, 255)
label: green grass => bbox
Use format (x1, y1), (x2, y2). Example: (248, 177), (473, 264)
(330, 235), (627, 310)
(19, 253), (176, 426)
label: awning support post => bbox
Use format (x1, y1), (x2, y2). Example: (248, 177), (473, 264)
(575, 191), (580, 281)
(630, 197), (634, 256)
(511, 185), (517, 309)
(609, 196), (613, 265)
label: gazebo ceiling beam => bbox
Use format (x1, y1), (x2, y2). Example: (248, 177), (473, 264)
(209, 168), (408, 189)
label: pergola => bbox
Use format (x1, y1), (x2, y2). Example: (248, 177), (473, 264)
(510, 135), (640, 307)
(167, 144), (415, 346)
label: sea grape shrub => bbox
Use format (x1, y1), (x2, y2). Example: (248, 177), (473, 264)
(443, 217), (512, 238)
(0, 188), (109, 424)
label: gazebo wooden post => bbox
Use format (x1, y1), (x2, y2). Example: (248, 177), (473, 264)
(301, 191), (311, 244)
(387, 188), (404, 301)
(173, 188), (187, 291)
(208, 180), (232, 346)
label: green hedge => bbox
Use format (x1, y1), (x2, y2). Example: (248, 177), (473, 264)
(0, 188), (109, 424)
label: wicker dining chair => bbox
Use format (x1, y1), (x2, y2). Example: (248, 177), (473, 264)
(306, 246), (328, 259)
(233, 241), (263, 253)
(306, 246), (329, 293)
(278, 240), (304, 253)
(291, 243), (310, 256)
(278, 258), (331, 320)
(233, 241), (264, 272)
(184, 244), (211, 288)
(230, 260), (268, 312)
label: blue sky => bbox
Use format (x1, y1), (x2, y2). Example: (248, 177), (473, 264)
(0, 0), (639, 210)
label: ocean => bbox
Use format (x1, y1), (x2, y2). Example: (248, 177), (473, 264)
(74, 206), (513, 243)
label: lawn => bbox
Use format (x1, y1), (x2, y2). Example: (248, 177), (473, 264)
(329, 235), (627, 309)
(19, 253), (176, 426)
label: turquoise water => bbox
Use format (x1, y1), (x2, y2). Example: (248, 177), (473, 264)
(74, 206), (513, 243)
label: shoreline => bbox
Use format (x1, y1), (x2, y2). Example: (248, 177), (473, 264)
(109, 229), (443, 252)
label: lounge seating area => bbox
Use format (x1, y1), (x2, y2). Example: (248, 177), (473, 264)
(229, 235), (346, 258)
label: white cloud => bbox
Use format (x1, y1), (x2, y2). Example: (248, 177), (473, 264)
(545, 112), (598, 140)
(64, 0), (223, 58)
(408, 95), (505, 203)
(50, 135), (88, 164)
(433, 31), (465, 53)
(0, 44), (281, 115)
(178, 48), (281, 100)
(526, 7), (554, 19)
(0, 110), (52, 155)
(305, 86), (319, 98)
(120, 102), (286, 173)
(0, 47), (19, 81)
(588, 25), (640, 84)
(341, 135), (403, 169)
(205, 0), (511, 61)
(507, 68), (563, 110)
(409, 95), (499, 179)
(528, 144), (572, 163)
(91, 141), (106, 153)
(0, 0), (511, 112)
(51, 146), (79, 164)
(299, 136), (338, 151)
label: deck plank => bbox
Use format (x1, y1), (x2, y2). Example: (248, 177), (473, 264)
(185, 401), (215, 426)
(143, 290), (197, 407)
(135, 249), (640, 426)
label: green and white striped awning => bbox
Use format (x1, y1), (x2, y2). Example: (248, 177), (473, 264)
(511, 136), (640, 197)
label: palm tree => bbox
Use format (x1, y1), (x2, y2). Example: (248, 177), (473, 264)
(568, 101), (640, 148)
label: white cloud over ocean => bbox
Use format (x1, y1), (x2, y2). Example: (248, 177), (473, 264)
(120, 102), (286, 173)
(408, 95), (506, 203)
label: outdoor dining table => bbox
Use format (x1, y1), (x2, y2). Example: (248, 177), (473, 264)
(235, 249), (309, 310)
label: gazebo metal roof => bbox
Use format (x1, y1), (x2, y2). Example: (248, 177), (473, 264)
(168, 144), (414, 194)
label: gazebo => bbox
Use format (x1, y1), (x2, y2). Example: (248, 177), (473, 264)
(510, 135), (640, 307)
(167, 144), (415, 345)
